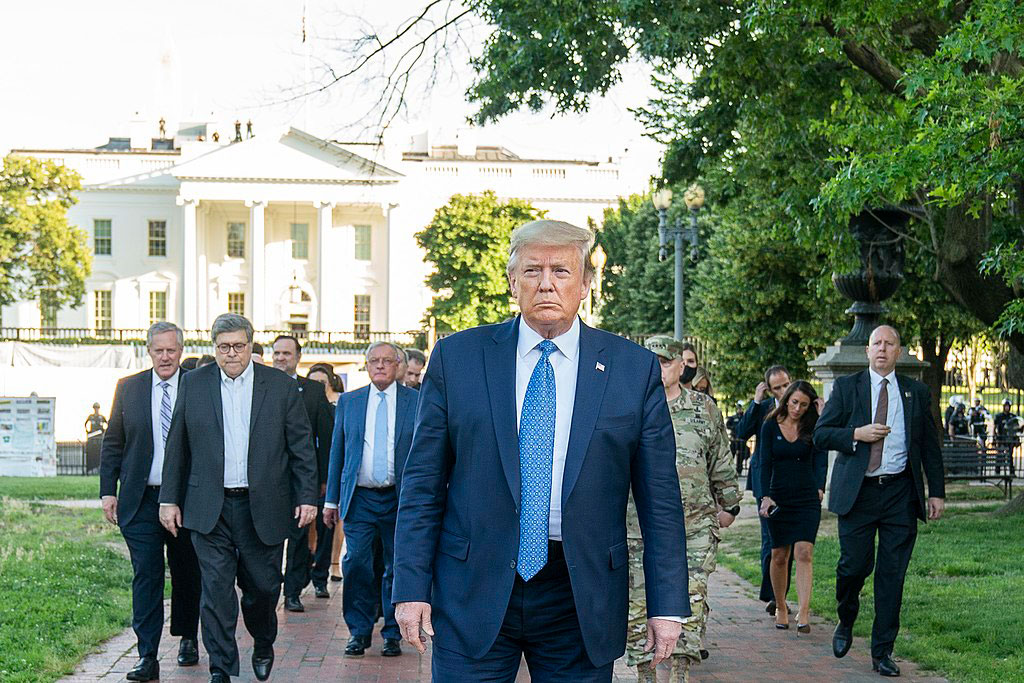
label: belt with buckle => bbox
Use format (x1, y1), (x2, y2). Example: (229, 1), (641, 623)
(864, 469), (908, 486)
(224, 487), (249, 497)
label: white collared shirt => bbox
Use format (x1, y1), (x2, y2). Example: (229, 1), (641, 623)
(866, 367), (907, 476)
(515, 316), (580, 541)
(148, 368), (180, 486)
(357, 381), (398, 487)
(221, 361), (254, 488)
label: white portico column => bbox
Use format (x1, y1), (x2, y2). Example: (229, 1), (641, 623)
(177, 197), (198, 329)
(316, 201), (334, 330)
(246, 200), (267, 330)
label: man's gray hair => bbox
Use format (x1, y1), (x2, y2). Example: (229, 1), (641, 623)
(506, 219), (596, 280)
(147, 321), (183, 348)
(365, 341), (403, 361)
(211, 313), (254, 343)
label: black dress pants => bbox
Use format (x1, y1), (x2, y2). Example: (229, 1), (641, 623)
(190, 492), (284, 676)
(836, 474), (918, 659)
(120, 486), (201, 658)
(284, 495), (332, 597)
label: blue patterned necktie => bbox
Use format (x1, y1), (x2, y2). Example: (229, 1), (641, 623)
(373, 391), (389, 485)
(517, 339), (557, 581)
(159, 381), (172, 447)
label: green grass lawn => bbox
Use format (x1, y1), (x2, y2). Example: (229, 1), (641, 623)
(719, 504), (1024, 682)
(0, 497), (132, 683)
(0, 476), (99, 500)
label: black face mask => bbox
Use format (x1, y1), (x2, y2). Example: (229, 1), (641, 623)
(680, 364), (698, 386)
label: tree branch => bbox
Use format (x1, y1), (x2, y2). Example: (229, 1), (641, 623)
(819, 18), (905, 95)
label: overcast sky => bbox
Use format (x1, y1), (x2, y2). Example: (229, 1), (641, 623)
(1, 0), (667, 187)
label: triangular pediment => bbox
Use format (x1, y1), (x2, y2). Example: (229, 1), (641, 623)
(171, 127), (402, 183)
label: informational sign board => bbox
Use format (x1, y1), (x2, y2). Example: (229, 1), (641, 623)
(0, 396), (57, 476)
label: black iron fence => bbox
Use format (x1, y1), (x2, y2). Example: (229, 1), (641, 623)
(56, 440), (92, 475)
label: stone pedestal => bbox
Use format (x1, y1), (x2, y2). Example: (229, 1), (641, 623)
(808, 342), (928, 506)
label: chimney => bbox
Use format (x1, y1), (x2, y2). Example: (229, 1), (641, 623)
(456, 127), (477, 158)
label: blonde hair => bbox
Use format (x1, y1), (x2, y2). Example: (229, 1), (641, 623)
(507, 220), (595, 281)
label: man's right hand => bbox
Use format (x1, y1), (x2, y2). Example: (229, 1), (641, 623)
(854, 423), (891, 443)
(396, 601), (434, 654)
(323, 507), (339, 529)
(101, 495), (118, 525)
(753, 381), (768, 403)
(159, 504), (181, 537)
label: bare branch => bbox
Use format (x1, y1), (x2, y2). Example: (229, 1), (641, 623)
(819, 18), (905, 95)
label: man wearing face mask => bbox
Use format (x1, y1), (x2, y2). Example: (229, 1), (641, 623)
(624, 336), (741, 682)
(736, 365), (793, 613)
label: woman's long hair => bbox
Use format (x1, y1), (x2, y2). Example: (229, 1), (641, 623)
(765, 380), (819, 443)
(307, 362), (345, 394)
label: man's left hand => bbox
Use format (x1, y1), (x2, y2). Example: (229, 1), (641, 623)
(717, 510), (736, 528)
(644, 617), (682, 667)
(295, 504), (317, 528)
(927, 497), (945, 521)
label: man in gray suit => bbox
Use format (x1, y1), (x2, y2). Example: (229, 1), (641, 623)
(159, 314), (318, 683)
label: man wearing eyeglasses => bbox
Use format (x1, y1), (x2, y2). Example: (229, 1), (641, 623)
(159, 313), (318, 683)
(323, 341), (418, 658)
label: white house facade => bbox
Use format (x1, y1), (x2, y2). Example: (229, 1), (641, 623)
(5, 123), (632, 336)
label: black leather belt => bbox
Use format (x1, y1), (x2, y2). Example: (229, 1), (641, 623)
(146, 485), (160, 492)
(224, 487), (249, 497)
(864, 469), (908, 486)
(358, 485), (395, 492)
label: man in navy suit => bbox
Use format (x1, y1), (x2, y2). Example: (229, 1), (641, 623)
(100, 322), (201, 682)
(735, 365), (792, 610)
(814, 325), (944, 677)
(393, 220), (690, 681)
(323, 342), (417, 658)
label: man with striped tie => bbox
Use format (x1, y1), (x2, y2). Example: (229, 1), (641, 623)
(323, 341), (418, 658)
(100, 322), (201, 682)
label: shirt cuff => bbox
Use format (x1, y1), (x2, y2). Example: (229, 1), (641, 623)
(324, 502), (338, 510)
(159, 503), (176, 507)
(650, 616), (685, 623)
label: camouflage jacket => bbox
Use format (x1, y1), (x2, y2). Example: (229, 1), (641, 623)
(627, 387), (742, 538)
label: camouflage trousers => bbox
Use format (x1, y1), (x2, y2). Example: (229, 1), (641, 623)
(626, 523), (720, 681)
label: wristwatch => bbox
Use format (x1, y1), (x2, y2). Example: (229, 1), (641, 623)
(725, 505), (741, 516)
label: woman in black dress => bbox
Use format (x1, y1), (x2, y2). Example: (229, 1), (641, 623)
(758, 381), (828, 632)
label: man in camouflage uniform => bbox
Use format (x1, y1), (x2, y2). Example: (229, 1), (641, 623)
(626, 336), (742, 682)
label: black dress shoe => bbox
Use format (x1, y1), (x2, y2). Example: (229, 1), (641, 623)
(252, 650), (274, 681)
(209, 670), (230, 682)
(314, 584), (330, 599)
(766, 600), (777, 615)
(873, 655), (901, 677)
(126, 656), (159, 681)
(284, 595), (305, 612)
(833, 622), (853, 658)
(381, 638), (402, 657)
(345, 635), (371, 657)
(178, 637), (199, 666)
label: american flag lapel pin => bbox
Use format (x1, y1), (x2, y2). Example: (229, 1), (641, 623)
(596, 362), (605, 372)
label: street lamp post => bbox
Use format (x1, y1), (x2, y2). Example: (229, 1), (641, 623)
(652, 185), (704, 340)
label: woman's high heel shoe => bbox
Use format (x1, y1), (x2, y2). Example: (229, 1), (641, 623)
(797, 623), (810, 634)
(775, 622), (790, 630)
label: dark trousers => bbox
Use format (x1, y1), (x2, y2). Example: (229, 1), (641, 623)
(284, 496), (331, 596)
(190, 493), (284, 676)
(120, 486), (201, 658)
(432, 541), (612, 682)
(341, 486), (399, 640)
(758, 513), (792, 602)
(836, 475), (918, 659)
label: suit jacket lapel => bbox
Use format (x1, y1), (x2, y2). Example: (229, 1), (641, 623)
(483, 318), (521, 506)
(207, 364), (224, 433)
(249, 365), (267, 438)
(898, 374), (913, 440)
(561, 321), (609, 508)
(855, 370), (871, 426)
(139, 370), (155, 466)
(348, 387), (369, 475)
(394, 385), (411, 446)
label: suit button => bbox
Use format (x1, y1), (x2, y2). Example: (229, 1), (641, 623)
(510, 560), (516, 569)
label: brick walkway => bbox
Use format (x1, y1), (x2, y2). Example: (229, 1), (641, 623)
(62, 568), (947, 682)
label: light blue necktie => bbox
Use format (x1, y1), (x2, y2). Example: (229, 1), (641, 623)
(373, 391), (389, 485)
(517, 340), (557, 581)
(159, 381), (172, 447)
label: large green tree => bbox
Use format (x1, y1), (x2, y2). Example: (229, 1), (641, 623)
(0, 154), (90, 313)
(416, 191), (543, 332)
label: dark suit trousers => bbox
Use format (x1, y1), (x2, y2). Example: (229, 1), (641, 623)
(284, 495), (332, 596)
(120, 486), (201, 658)
(431, 541), (612, 682)
(190, 493), (284, 676)
(836, 475), (918, 658)
(342, 486), (399, 640)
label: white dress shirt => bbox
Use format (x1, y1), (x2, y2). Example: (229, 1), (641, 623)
(357, 381), (398, 488)
(515, 316), (580, 542)
(148, 368), (180, 486)
(866, 368), (907, 476)
(221, 361), (254, 488)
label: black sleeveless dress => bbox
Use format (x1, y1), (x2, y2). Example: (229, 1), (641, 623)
(758, 419), (828, 547)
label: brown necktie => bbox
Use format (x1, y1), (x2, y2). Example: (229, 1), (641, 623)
(869, 378), (888, 472)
